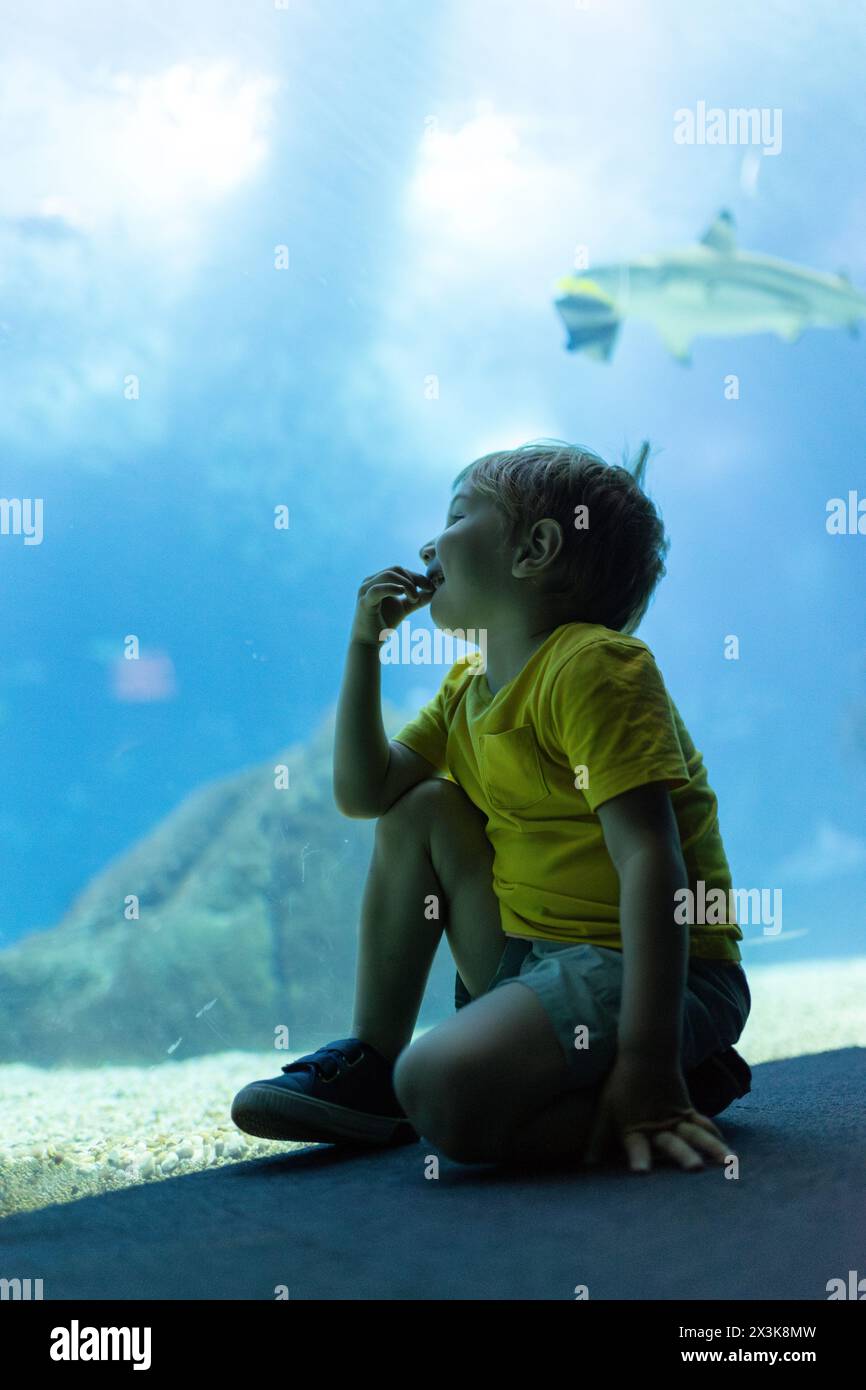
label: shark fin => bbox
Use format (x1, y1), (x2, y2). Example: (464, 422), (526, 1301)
(848, 322), (860, 339)
(699, 209), (737, 255)
(777, 322), (804, 344)
(658, 327), (693, 364)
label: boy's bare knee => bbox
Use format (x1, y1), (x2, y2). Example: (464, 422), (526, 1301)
(393, 1042), (496, 1160)
(376, 777), (441, 825)
(392, 1040), (435, 1112)
(387, 777), (470, 815)
(374, 777), (477, 843)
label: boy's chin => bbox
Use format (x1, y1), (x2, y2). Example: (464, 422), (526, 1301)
(428, 596), (456, 632)
(428, 609), (450, 633)
(428, 589), (478, 637)
(427, 588), (444, 625)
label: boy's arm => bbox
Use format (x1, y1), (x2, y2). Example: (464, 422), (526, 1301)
(334, 567), (440, 817)
(333, 637), (392, 817)
(596, 781), (690, 1064)
(333, 637), (442, 818)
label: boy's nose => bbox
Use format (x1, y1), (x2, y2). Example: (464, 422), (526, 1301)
(419, 539), (436, 565)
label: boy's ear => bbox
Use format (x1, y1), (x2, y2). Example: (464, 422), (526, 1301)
(522, 516), (565, 572)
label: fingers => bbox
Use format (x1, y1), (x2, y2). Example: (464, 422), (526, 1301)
(651, 1131), (705, 1170)
(393, 565), (432, 586)
(623, 1114), (732, 1172)
(362, 577), (429, 613)
(587, 1106), (733, 1175)
(675, 1121), (734, 1164)
(386, 565), (433, 596)
(359, 567), (431, 600)
(650, 1122), (734, 1170)
(623, 1132), (653, 1173)
(689, 1111), (725, 1141)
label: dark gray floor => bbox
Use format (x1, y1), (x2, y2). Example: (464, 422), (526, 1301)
(2, 1048), (864, 1300)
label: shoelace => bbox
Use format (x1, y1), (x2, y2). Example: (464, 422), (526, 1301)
(280, 1043), (359, 1081)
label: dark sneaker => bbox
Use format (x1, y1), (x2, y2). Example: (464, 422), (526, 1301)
(685, 1045), (752, 1117)
(230, 1038), (419, 1147)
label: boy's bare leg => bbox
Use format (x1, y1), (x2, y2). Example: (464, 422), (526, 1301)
(350, 778), (507, 1063)
(393, 972), (598, 1165)
(486, 1081), (603, 1167)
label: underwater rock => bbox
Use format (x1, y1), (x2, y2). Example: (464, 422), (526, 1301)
(0, 702), (424, 1065)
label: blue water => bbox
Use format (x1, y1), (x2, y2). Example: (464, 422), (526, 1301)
(2, 0), (865, 987)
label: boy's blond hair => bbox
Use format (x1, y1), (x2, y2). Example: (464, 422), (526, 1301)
(451, 438), (668, 635)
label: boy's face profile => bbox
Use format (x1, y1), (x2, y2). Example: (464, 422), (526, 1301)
(420, 478), (565, 633)
(419, 482), (500, 632)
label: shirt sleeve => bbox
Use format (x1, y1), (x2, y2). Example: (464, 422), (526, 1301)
(548, 638), (689, 812)
(392, 689), (449, 773)
(389, 658), (464, 778)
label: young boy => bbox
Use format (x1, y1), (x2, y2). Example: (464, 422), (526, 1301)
(232, 440), (752, 1174)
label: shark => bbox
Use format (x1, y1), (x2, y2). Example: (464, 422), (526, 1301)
(553, 210), (866, 363)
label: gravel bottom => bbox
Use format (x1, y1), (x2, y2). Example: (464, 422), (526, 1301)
(2, 955), (864, 1218)
(735, 954), (866, 1063)
(0, 1051), (311, 1219)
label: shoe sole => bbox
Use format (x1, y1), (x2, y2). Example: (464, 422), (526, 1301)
(230, 1083), (419, 1146)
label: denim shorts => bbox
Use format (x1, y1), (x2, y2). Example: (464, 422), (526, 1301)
(455, 937), (751, 1089)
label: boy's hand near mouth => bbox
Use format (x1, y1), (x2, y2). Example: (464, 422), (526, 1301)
(351, 566), (436, 646)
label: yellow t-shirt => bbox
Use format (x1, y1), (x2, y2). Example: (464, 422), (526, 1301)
(393, 622), (743, 962)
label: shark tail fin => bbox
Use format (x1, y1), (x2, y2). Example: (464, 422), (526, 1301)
(554, 277), (621, 361)
(572, 322), (621, 360)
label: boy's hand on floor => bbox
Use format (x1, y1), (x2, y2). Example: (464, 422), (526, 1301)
(582, 1055), (733, 1175)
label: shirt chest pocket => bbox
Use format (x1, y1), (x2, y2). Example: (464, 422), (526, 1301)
(479, 726), (550, 810)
